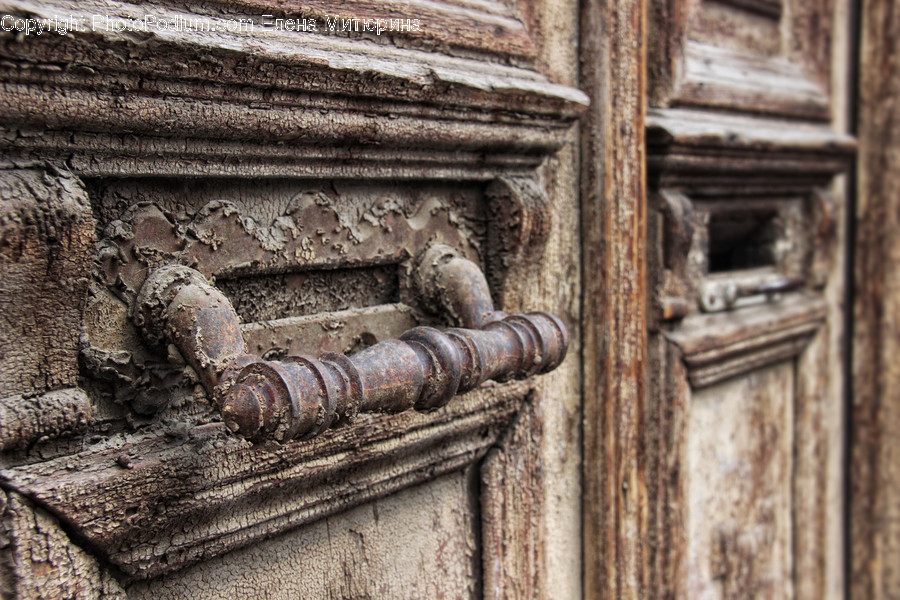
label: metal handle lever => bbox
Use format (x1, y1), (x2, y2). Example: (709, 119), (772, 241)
(135, 248), (568, 442)
(699, 274), (805, 313)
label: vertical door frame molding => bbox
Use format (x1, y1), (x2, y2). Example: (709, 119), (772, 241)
(580, 0), (650, 597)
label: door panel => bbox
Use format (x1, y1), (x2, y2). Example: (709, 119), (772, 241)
(0, 0), (585, 597)
(686, 363), (794, 599)
(127, 472), (478, 600)
(646, 0), (853, 598)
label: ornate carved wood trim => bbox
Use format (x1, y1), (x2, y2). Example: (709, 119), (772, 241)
(647, 108), (855, 195)
(646, 2), (854, 592)
(665, 294), (827, 388)
(0, 0), (587, 181)
(1, 169), (566, 584)
(0, 0), (584, 592)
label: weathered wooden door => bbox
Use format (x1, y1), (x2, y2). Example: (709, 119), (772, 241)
(0, 0), (857, 598)
(636, 0), (853, 598)
(0, 0), (587, 598)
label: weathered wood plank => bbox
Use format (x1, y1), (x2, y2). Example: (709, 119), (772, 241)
(647, 0), (836, 120)
(0, 0), (587, 180)
(0, 490), (126, 599)
(683, 363), (795, 598)
(677, 41), (830, 120)
(481, 399), (541, 599)
(581, 0), (649, 596)
(192, 0), (538, 60)
(647, 108), (855, 196)
(851, 0), (900, 596)
(665, 294), (827, 388)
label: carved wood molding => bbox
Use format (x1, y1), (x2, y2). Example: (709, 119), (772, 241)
(0, 0), (587, 180)
(178, 0), (538, 61)
(709, 0), (782, 19)
(664, 293), (827, 388)
(0, 381), (528, 580)
(647, 108), (855, 196)
(0, 1), (575, 589)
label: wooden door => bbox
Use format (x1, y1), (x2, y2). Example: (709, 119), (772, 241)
(0, 0), (858, 598)
(637, 0), (853, 598)
(0, 1), (587, 598)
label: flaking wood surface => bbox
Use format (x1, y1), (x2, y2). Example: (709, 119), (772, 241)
(645, 2), (851, 598)
(683, 363), (795, 599)
(126, 471), (479, 599)
(647, 0), (835, 120)
(192, 0), (538, 60)
(0, 169), (93, 399)
(666, 295), (827, 388)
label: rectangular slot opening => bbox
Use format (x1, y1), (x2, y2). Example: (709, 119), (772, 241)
(707, 210), (778, 273)
(217, 264), (399, 322)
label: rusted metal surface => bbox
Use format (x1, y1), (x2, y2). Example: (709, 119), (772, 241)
(136, 253), (568, 443)
(415, 244), (505, 329)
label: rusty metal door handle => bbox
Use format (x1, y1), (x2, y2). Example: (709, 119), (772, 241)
(699, 274), (805, 313)
(134, 245), (568, 442)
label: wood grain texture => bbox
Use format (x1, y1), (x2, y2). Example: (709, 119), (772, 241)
(189, 0), (538, 61)
(852, 0), (900, 596)
(498, 0), (584, 594)
(646, 108), (854, 196)
(581, 0), (648, 597)
(0, 0), (587, 596)
(645, 337), (690, 599)
(684, 362), (795, 598)
(648, 0), (836, 120)
(677, 41), (830, 120)
(480, 399), (542, 599)
(665, 294), (827, 388)
(794, 320), (830, 600)
(646, 4), (852, 598)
